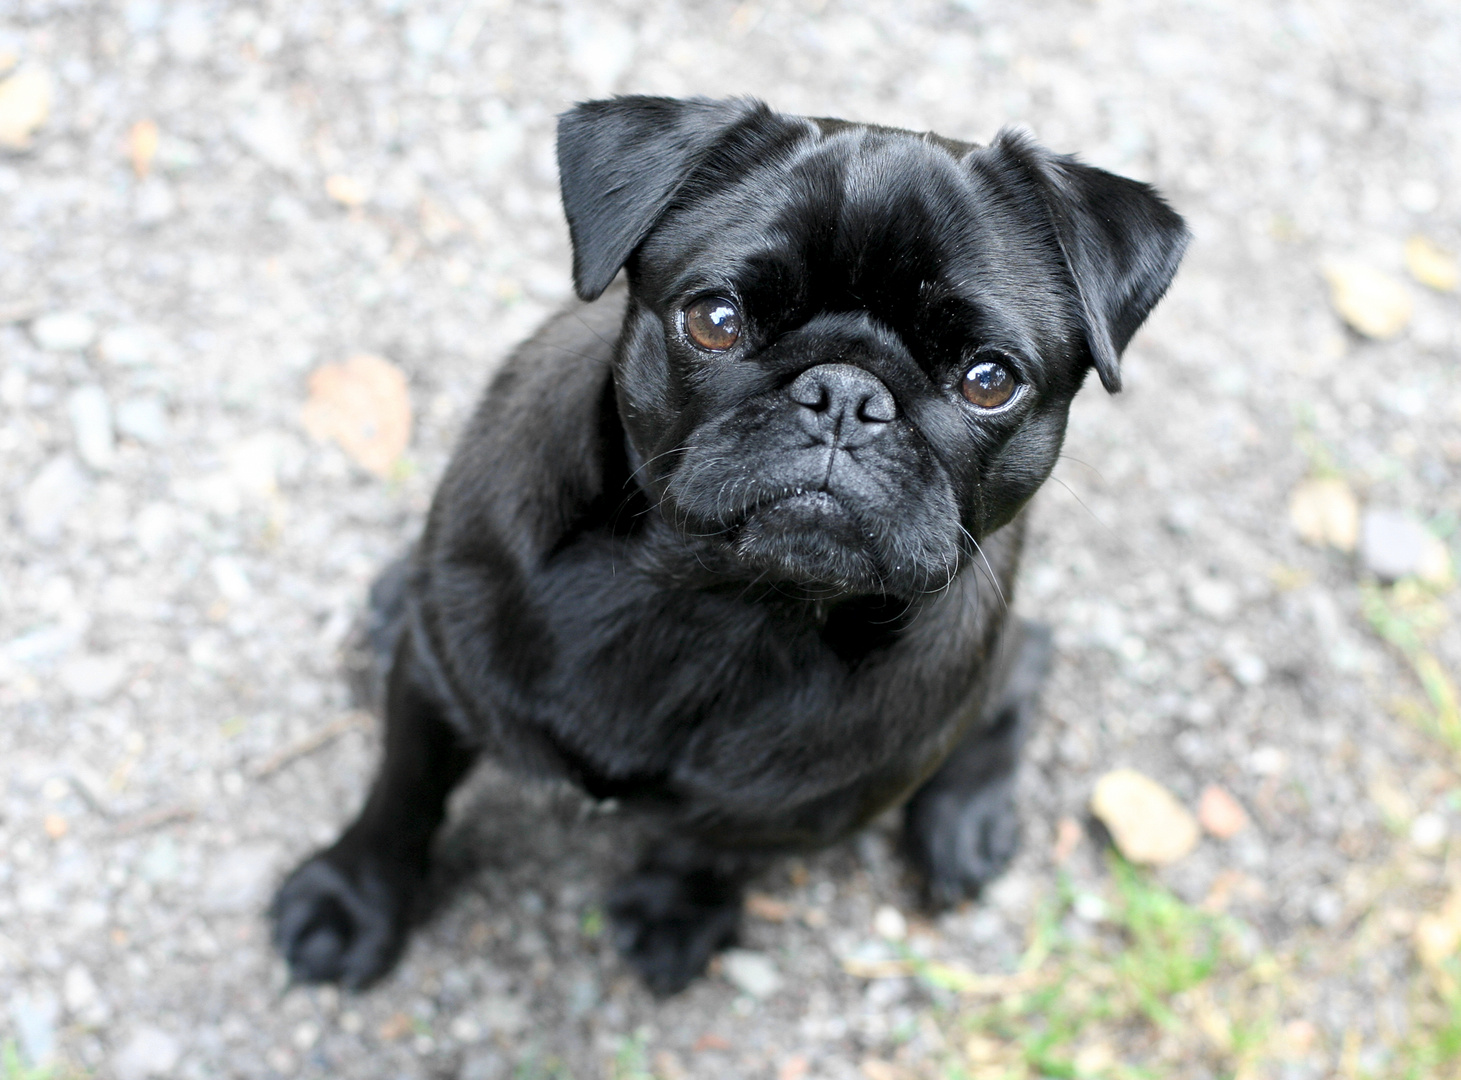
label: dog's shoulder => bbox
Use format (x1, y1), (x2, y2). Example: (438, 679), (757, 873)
(424, 282), (630, 561)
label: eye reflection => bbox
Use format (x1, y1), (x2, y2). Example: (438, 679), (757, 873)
(961, 360), (1016, 409)
(683, 297), (742, 351)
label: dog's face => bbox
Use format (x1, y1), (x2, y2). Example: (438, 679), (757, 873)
(558, 98), (1187, 599)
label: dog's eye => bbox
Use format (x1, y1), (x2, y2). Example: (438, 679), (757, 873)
(683, 297), (742, 351)
(961, 360), (1017, 409)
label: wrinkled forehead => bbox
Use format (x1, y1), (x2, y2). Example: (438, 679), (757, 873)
(643, 129), (1050, 312)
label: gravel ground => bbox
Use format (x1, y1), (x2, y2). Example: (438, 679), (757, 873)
(3, 1), (1460, 1078)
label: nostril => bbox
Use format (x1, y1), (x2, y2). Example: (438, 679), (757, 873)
(789, 372), (831, 412)
(858, 389), (896, 424)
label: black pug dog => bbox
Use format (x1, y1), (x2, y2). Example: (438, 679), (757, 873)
(272, 96), (1187, 995)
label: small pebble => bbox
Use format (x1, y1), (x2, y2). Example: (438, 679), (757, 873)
(1090, 768), (1200, 865)
(9, 992), (58, 1067)
(30, 310), (97, 352)
(63, 965), (99, 1013)
(134, 176), (177, 224)
(1360, 508), (1451, 585)
(58, 653), (127, 701)
(872, 904), (907, 941)
(19, 455), (88, 540)
(1198, 784), (1250, 839)
(721, 949), (783, 999)
(113, 1026), (181, 1080)
(164, 5), (213, 62)
(1309, 889), (1343, 928)
(115, 394), (170, 445)
(68, 384), (116, 469)
(1410, 812), (1447, 855)
(1187, 577), (1238, 620)
(98, 325), (163, 366)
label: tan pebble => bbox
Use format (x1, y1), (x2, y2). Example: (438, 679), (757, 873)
(1197, 784), (1249, 839)
(44, 813), (69, 839)
(1405, 234), (1459, 292)
(130, 119), (160, 177)
(325, 173), (369, 208)
(1288, 477), (1359, 552)
(1321, 258), (1413, 339)
(1415, 888), (1461, 969)
(745, 891), (793, 922)
(1052, 815), (1082, 863)
(1090, 768), (1200, 865)
(0, 67), (53, 150)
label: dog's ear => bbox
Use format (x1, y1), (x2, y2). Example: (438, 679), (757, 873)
(979, 130), (1190, 393)
(557, 96), (767, 301)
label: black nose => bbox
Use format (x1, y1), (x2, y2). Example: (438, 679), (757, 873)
(789, 364), (897, 441)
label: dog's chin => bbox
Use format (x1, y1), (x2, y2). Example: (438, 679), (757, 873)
(728, 492), (888, 596)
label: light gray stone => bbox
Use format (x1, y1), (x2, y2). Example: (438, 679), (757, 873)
(9, 991), (58, 1067)
(30, 311), (96, 352)
(19, 455), (89, 540)
(1360, 508), (1449, 582)
(722, 949), (783, 999)
(114, 1026), (181, 1080)
(58, 653), (128, 701)
(201, 844), (277, 914)
(68, 384), (116, 469)
(98, 325), (164, 366)
(115, 394), (170, 445)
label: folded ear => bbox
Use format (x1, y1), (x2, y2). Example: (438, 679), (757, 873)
(556, 96), (768, 301)
(980, 130), (1190, 393)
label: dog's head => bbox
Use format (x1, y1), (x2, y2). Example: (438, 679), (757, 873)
(557, 97), (1187, 599)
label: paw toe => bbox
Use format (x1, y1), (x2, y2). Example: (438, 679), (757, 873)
(607, 872), (740, 996)
(271, 856), (406, 988)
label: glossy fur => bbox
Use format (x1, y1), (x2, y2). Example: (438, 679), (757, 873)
(273, 96), (1188, 994)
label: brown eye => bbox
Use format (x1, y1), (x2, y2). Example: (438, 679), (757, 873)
(961, 360), (1017, 409)
(683, 297), (742, 351)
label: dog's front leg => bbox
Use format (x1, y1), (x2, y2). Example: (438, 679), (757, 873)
(271, 630), (477, 987)
(902, 620), (1053, 908)
(606, 836), (762, 996)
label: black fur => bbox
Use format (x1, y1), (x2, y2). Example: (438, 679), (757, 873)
(273, 96), (1187, 994)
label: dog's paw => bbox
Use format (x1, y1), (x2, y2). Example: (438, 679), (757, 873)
(271, 852), (414, 988)
(903, 777), (1022, 909)
(606, 866), (743, 996)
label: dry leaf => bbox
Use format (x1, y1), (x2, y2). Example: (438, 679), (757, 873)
(778, 1055), (810, 1080)
(301, 354), (411, 477)
(129, 119), (159, 177)
(745, 891), (792, 922)
(1405, 234), (1459, 293)
(1321, 259), (1413, 339)
(1416, 888), (1461, 969)
(1288, 477), (1359, 552)
(692, 1032), (730, 1052)
(325, 173), (369, 208)
(1090, 768), (1200, 865)
(1197, 784), (1249, 839)
(0, 67), (53, 150)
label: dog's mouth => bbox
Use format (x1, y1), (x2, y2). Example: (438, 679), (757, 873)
(725, 488), (885, 593)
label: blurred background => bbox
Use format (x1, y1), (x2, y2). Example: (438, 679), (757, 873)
(2, 1), (1459, 1078)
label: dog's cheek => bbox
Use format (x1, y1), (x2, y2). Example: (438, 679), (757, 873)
(615, 310), (680, 453)
(973, 408), (1071, 534)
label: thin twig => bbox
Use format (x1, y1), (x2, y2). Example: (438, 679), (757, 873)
(250, 710), (371, 779)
